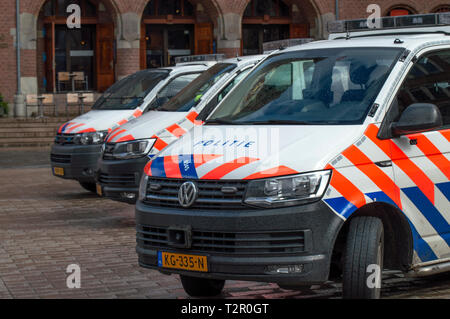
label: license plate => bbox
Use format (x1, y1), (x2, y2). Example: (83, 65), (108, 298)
(53, 167), (64, 176)
(158, 252), (208, 272)
(96, 184), (103, 196)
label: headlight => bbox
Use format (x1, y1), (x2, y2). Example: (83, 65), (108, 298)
(110, 138), (156, 160)
(138, 174), (149, 202)
(244, 170), (332, 208)
(73, 131), (108, 145)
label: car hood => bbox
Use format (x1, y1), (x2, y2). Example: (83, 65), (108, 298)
(145, 125), (365, 180)
(57, 109), (144, 134)
(106, 111), (191, 143)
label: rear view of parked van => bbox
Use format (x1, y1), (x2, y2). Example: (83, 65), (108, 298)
(135, 14), (450, 299)
(50, 60), (215, 192)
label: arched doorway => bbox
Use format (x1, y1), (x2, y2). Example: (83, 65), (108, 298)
(242, 0), (309, 55)
(38, 0), (116, 93)
(140, 0), (214, 69)
(386, 6), (416, 16)
(433, 5), (450, 13)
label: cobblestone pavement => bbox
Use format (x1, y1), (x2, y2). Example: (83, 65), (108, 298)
(0, 148), (449, 299)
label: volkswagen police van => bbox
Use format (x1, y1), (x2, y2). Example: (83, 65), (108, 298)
(96, 55), (266, 204)
(135, 13), (450, 299)
(50, 56), (220, 192)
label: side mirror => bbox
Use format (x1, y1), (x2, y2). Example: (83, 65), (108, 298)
(391, 103), (443, 137)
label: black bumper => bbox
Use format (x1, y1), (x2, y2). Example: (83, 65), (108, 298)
(96, 156), (149, 204)
(50, 144), (102, 183)
(135, 200), (344, 286)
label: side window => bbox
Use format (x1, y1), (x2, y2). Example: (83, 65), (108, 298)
(394, 49), (450, 129)
(149, 73), (200, 110)
(218, 68), (252, 102)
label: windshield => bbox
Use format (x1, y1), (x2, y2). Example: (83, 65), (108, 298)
(93, 69), (170, 110)
(158, 63), (237, 112)
(207, 48), (402, 125)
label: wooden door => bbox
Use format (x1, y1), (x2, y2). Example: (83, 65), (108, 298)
(194, 23), (213, 55)
(290, 24), (309, 38)
(44, 23), (55, 92)
(96, 24), (115, 92)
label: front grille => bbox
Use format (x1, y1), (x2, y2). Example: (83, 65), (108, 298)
(143, 178), (247, 210)
(51, 153), (71, 164)
(98, 173), (137, 186)
(55, 133), (76, 145)
(102, 143), (116, 160)
(137, 225), (306, 256)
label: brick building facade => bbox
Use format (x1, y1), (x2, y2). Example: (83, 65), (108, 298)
(2, 0), (450, 115)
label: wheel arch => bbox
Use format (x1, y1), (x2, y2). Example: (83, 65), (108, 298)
(331, 202), (414, 275)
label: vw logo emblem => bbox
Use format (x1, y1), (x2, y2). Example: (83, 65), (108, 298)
(178, 181), (198, 208)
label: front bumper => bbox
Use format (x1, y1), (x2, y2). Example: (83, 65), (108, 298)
(50, 144), (102, 183)
(136, 200), (344, 285)
(96, 156), (149, 204)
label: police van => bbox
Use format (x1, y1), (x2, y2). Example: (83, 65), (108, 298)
(135, 13), (450, 299)
(96, 55), (266, 204)
(50, 56), (221, 192)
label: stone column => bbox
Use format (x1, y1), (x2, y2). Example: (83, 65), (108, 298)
(116, 13), (141, 80)
(216, 12), (242, 58)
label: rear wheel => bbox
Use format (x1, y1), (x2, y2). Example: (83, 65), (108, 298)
(180, 275), (225, 297)
(342, 216), (384, 299)
(79, 182), (97, 193)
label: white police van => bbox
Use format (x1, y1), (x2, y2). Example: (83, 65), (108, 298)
(50, 56), (221, 192)
(96, 55), (266, 203)
(135, 13), (450, 299)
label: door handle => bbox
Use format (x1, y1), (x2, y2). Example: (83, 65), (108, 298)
(375, 160), (393, 168)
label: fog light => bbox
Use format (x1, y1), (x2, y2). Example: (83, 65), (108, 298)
(82, 168), (94, 176)
(266, 264), (304, 274)
(121, 192), (136, 200)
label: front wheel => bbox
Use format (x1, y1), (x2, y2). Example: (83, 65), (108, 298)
(342, 216), (384, 299)
(180, 275), (225, 297)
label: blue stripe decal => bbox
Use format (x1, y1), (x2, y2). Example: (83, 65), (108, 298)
(61, 123), (71, 133)
(324, 197), (357, 219)
(366, 191), (397, 207)
(403, 187), (450, 246)
(407, 220), (438, 262)
(178, 154), (198, 179)
(150, 157), (166, 178)
(157, 251), (162, 267)
(437, 182), (450, 201)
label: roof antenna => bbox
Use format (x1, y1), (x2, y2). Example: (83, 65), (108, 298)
(236, 51), (242, 61)
(346, 29), (351, 40)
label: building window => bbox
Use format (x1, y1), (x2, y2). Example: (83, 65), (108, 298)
(434, 6), (450, 13)
(244, 0), (290, 17)
(143, 0), (194, 17)
(388, 7), (414, 16)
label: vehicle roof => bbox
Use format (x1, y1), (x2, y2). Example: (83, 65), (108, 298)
(222, 54), (267, 67)
(281, 30), (450, 54)
(161, 63), (211, 74)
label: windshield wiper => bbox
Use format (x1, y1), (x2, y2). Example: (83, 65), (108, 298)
(234, 120), (316, 125)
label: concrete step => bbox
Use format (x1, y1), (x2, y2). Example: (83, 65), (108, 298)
(0, 137), (55, 148)
(0, 131), (56, 138)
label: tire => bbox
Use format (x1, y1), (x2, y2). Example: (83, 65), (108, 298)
(342, 216), (384, 299)
(180, 275), (225, 297)
(79, 182), (97, 193)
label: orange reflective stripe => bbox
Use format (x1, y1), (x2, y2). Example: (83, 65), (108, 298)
(243, 166), (298, 180)
(166, 123), (187, 138)
(107, 129), (126, 142)
(327, 165), (366, 208)
(78, 128), (96, 133)
(193, 154), (222, 168)
(164, 156), (182, 179)
(151, 135), (168, 151)
(408, 133), (450, 180)
(144, 161), (152, 177)
(116, 134), (135, 143)
(66, 123), (84, 133)
(343, 145), (402, 209)
(133, 109), (143, 117)
(202, 157), (259, 180)
(366, 124), (435, 205)
(186, 111), (201, 125)
(440, 129), (450, 143)
(117, 119), (128, 126)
